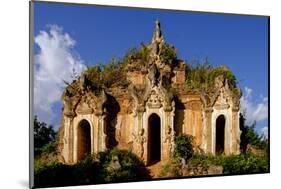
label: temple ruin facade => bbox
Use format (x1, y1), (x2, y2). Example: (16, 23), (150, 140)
(59, 21), (241, 165)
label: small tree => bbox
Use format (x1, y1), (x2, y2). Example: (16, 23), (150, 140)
(174, 134), (194, 161)
(240, 113), (268, 152)
(34, 116), (56, 155)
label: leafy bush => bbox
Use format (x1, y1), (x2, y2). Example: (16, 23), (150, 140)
(40, 141), (57, 155)
(185, 152), (268, 175)
(100, 148), (151, 182)
(34, 148), (150, 188)
(174, 134), (194, 161)
(187, 154), (217, 169)
(34, 161), (75, 187)
(72, 154), (105, 185)
(218, 152), (268, 174)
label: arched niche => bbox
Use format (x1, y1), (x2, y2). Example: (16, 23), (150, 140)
(77, 119), (91, 161)
(215, 115), (225, 154)
(147, 113), (161, 165)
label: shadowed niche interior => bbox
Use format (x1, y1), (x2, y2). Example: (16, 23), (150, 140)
(147, 113), (161, 165)
(216, 115), (225, 154)
(174, 96), (185, 136)
(104, 94), (120, 149)
(77, 119), (91, 161)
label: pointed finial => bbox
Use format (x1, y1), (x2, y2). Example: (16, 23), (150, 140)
(152, 19), (163, 43)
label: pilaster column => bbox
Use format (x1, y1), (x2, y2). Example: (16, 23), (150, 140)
(136, 106), (145, 134)
(68, 117), (74, 163)
(96, 110), (107, 152)
(163, 102), (175, 161)
(135, 106), (146, 161)
(62, 115), (75, 164)
(232, 108), (241, 154)
(204, 107), (213, 154)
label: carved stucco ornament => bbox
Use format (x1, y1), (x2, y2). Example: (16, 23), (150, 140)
(94, 89), (108, 116)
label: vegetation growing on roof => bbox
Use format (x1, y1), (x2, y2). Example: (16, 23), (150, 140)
(123, 42), (177, 70)
(159, 42), (177, 65)
(185, 61), (239, 94)
(69, 42), (239, 96)
(83, 58), (129, 92)
(78, 42), (178, 92)
(123, 43), (151, 70)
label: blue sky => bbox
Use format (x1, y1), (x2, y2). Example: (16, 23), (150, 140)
(33, 2), (268, 136)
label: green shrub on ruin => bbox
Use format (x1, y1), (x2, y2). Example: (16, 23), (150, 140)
(174, 134), (194, 161)
(84, 58), (129, 91)
(185, 61), (238, 92)
(159, 43), (177, 65)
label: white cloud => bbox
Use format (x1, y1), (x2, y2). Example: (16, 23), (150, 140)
(261, 126), (268, 140)
(244, 86), (252, 98)
(240, 86), (268, 125)
(34, 25), (86, 124)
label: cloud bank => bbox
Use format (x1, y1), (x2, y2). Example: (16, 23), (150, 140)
(34, 25), (86, 124)
(240, 86), (268, 125)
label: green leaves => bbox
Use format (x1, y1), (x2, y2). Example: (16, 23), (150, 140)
(34, 148), (151, 188)
(218, 152), (269, 174)
(84, 58), (128, 91)
(174, 134), (194, 161)
(159, 43), (177, 65)
(240, 114), (269, 152)
(185, 61), (238, 92)
(34, 116), (56, 156)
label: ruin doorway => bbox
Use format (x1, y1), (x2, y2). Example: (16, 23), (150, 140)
(77, 119), (91, 161)
(147, 113), (161, 165)
(216, 115), (225, 154)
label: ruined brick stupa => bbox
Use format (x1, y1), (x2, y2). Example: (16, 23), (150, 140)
(59, 20), (241, 165)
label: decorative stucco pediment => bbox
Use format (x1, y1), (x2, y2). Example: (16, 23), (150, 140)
(213, 89), (230, 110)
(146, 88), (164, 109)
(210, 75), (235, 110)
(75, 96), (94, 114)
(62, 94), (80, 117)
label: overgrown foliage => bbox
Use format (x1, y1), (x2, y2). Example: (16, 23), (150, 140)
(84, 58), (129, 92)
(240, 114), (268, 153)
(34, 116), (56, 156)
(99, 148), (151, 182)
(174, 134), (194, 161)
(34, 148), (151, 188)
(83, 43), (152, 92)
(159, 152), (268, 178)
(188, 152), (268, 174)
(158, 158), (182, 178)
(159, 43), (177, 65)
(123, 42), (177, 69)
(80, 42), (178, 93)
(160, 126), (268, 178)
(218, 152), (268, 174)
(123, 43), (151, 69)
(185, 61), (238, 92)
